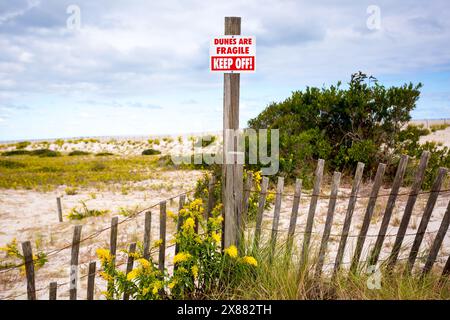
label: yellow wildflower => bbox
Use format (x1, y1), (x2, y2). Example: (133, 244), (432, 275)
(137, 258), (151, 269)
(211, 231), (221, 244)
(167, 210), (176, 219)
(182, 217), (195, 233)
(127, 268), (139, 281)
(173, 252), (192, 264)
(224, 245), (238, 258)
(96, 248), (112, 264)
(153, 239), (163, 248)
(168, 279), (177, 289)
(191, 265), (199, 279)
(152, 281), (162, 295)
(99, 271), (113, 281)
(242, 256), (258, 266)
(142, 287), (150, 295)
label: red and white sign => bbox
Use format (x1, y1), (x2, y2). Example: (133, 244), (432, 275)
(210, 36), (256, 73)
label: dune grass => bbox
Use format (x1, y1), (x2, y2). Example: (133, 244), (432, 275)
(0, 154), (176, 191)
(206, 237), (450, 300)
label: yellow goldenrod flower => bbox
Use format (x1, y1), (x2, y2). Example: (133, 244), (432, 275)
(242, 256), (258, 267)
(127, 268), (139, 281)
(168, 279), (177, 289)
(211, 231), (221, 244)
(224, 245), (238, 258)
(191, 265), (199, 279)
(173, 252), (192, 264)
(167, 210), (176, 219)
(142, 287), (150, 295)
(137, 258), (151, 269)
(96, 248), (112, 264)
(153, 239), (163, 248)
(152, 281), (162, 295)
(182, 217), (195, 233)
(99, 271), (113, 281)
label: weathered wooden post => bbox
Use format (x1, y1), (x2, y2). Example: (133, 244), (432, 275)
(222, 16), (243, 249)
(56, 197), (63, 222)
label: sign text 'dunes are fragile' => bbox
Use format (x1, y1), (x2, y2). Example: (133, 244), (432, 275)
(210, 36), (256, 72)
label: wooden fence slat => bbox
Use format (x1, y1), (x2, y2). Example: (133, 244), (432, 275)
(87, 261), (96, 300)
(442, 254), (450, 277)
(159, 201), (167, 272)
(175, 195), (186, 255)
(143, 211), (152, 260)
(269, 177), (285, 259)
(69, 225), (82, 300)
(300, 159), (325, 267)
(387, 151), (430, 269)
(123, 243), (136, 300)
(349, 163), (386, 273)
(253, 176), (269, 250)
(21, 241), (35, 300)
(110, 217), (118, 258)
(315, 171), (341, 277)
(241, 172), (253, 227)
(369, 155), (409, 266)
(422, 199), (450, 275)
(406, 167), (448, 273)
(206, 175), (216, 221)
(333, 162), (364, 276)
(56, 197), (63, 222)
(286, 178), (303, 255)
(49, 282), (57, 300)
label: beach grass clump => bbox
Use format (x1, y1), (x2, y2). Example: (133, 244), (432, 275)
(68, 150), (91, 156)
(142, 148), (161, 155)
(67, 200), (109, 220)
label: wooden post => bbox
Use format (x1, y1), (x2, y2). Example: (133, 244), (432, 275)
(69, 225), (82, 300)
(442, 254), (450, 277)
(222, 16), (243, 249)
(286, 179), (303, 256)
(49, 282), (57, 300)
(87, 261), (96, 300)
(110, 217), (118, 258)
(269, 177), (284, 259)
(315, 171), (341, 277)
(333, 162), (364, 276)
(56, 197), (63, 222)
(253, 177), (269, 250)
(299, 159), (325, 267)
(407, 167), (448, 273)
(21, 241), (36, 300)
(124, 243), (136, 300)
(349, 163), (386, 273)
(175, 195), (186, 255)
(159, 201), (167, 272)
(143, 211), (152, 260)
(422, 199), (450, 276)
(387, 151), (429, 269)
(369, 155), (409, 266)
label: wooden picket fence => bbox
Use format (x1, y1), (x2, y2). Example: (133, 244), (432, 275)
(3, 150), (450, 300)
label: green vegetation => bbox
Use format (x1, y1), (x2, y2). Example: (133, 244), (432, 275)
(430, 123), (450, 132)
(96, 152), (114, 156)
(0, 238), (47, 273)
(67, 200), (109, 220)
(0, 154), (167, 191)
(15, 141), (31, 149)
(142, 148), (161, 155)
(195, 135), (217, 148)
(248, 72), (449, 188)
(65, 187), (78, 195)
(68, 150), (91, 156)
(2, 149), (60, 157)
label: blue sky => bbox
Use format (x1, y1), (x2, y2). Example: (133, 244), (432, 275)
(1, 0), (450, 141)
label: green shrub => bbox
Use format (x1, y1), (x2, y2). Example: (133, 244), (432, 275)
(90, 162), (107, 171)
(54, 139), (65, 147)
(2, 150), (31, 156)
(142, 149), (161, 155)
(430, 123), (450, 132)
(69, 150), (91, 156)
(30, 149), (60, 157)
(67, 200), (109, 220)
(96, 152), (114, 156)
(15, 141), (31, 149)
(0, 160), (26, 169)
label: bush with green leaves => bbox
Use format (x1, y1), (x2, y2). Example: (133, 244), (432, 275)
(248, 71), (432, 184)
(142, 149), (161, 155)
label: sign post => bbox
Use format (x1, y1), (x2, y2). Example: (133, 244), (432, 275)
(211, 17), (255, 249)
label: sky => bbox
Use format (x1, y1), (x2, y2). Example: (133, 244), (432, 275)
(1, 0), (450, 141)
